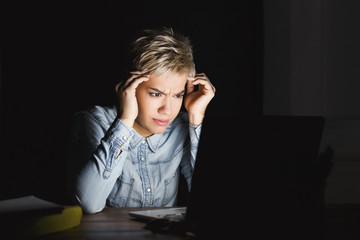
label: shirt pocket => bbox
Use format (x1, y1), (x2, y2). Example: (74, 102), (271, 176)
(108, 174), (138, 207)
(161, 170), (179, 206)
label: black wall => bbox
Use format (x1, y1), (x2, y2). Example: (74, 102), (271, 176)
(0, 0), (263, 202)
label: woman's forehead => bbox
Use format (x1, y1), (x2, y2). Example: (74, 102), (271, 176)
(147, 72), (188, 89)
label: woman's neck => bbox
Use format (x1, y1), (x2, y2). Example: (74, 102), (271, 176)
(133, 121), (153, 138)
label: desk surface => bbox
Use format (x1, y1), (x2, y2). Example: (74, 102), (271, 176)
(36, 205), (360, 240)
(38, 207), (186, 240)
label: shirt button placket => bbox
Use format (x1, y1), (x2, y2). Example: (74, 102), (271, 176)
(139, 139), (152, 206)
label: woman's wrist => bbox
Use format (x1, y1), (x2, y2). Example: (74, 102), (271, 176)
(188, 112), (204, 126)
(118, 116), (134, 128)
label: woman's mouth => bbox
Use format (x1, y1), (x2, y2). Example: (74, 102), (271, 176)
(153, 118), (170, 126)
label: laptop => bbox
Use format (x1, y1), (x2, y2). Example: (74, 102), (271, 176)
(130, 114), (325, 239)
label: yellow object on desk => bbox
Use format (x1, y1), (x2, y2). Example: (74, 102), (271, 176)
(0, 195), (82, 239)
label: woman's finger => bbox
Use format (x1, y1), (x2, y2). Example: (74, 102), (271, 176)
(186, 78), (196, 94)
(130, 70), (149, 74)
(120, 73), (149, 91)
(126, 74), (150, 90)
(192, 79), (216, 93)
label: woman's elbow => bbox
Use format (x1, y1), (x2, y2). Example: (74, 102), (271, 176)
(74, 194), (105, 214)
(82, 204), (104, 214)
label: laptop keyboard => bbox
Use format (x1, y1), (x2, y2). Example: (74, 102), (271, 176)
(160, 212), (186, 222)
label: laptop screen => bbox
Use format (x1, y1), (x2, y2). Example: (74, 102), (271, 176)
(185, 114), (325, 239)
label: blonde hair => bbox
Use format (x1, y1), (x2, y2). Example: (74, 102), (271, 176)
(130, 28), (196, 76)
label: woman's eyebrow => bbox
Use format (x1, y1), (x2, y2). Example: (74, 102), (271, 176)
(149, 88), (166, 94)
(149, 88), (185, 95)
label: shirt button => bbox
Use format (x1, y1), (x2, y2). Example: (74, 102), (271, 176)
(141, 139), (146, 144)
(122, 136), (128, 141)
(141, 157), (145, 161)
(146, 187), (152, 193)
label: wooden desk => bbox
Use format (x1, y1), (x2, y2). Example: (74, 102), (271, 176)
(36, 205), (360, 240)
(38, 207), (186, 240)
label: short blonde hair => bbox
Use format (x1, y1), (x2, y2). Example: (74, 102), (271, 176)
(130, 28), (196, 76)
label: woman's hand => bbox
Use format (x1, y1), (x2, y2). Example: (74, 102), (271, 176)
(115, 71), (149, 128)
(185, 73), (215, 125)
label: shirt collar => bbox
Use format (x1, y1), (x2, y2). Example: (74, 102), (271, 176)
(147, 134), (162, 152)
(129, 119), (178, 152)
(129, 130), (162, 152)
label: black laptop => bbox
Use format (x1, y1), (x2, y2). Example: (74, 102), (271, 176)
(130, 114), (325, 239)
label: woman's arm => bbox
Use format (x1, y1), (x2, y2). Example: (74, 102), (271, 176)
(180, 123), (202, 189)
(67, 112), (133, 214)
(181, 72), (214, 188)
(68, 71), (149, 214)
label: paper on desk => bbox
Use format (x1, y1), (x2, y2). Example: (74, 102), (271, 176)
(0, 195), (64, 214)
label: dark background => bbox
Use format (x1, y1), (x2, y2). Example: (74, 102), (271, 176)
(0, 0), (263, 202)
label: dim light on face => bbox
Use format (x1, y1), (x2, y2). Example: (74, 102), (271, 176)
(134, 72), (188, 137)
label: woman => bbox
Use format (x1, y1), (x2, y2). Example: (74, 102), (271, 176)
(67, 28), (215, 214)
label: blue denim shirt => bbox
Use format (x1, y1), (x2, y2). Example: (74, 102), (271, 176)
(67, 105), (201, 213)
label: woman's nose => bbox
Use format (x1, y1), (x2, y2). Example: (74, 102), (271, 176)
(158, 97), (172, 115)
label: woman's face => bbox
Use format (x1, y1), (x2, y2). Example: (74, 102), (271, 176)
(135, 72), (188, 136)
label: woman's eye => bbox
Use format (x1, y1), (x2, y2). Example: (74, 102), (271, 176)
(150, 92), (162, 97)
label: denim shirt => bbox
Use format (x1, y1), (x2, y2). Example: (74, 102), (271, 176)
(67, 105), (201, 214)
